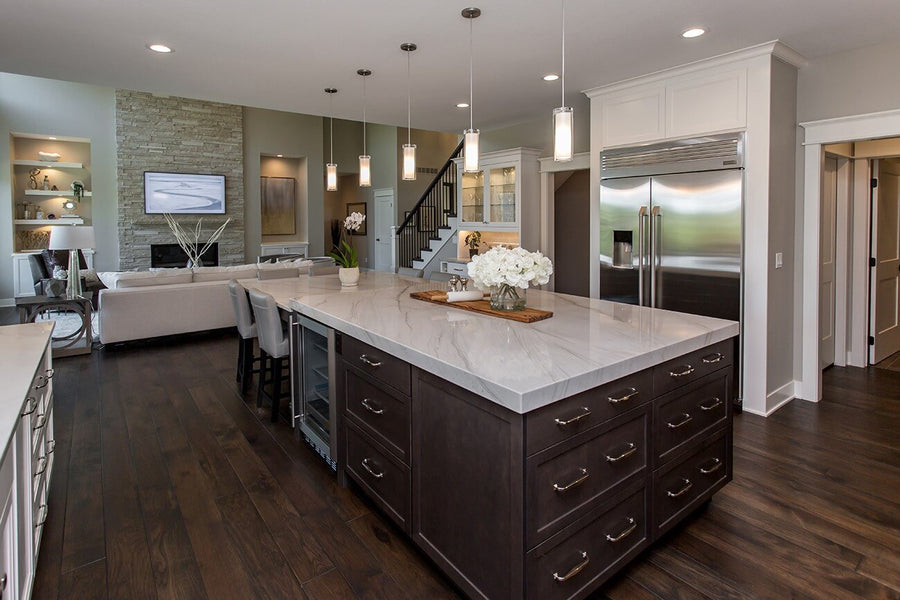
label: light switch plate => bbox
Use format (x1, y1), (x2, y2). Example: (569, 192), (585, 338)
(775, 252), (783, 269)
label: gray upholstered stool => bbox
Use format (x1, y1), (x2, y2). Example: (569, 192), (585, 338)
(228, 280), (259, 394)
(248, 289), (291, 422)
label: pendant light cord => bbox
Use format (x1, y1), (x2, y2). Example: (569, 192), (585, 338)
(469, 16), (474, 130)
(407, 50), (412, 145)
(362, 75), (367, 155)
(561, 0), (566, 108)
(329, 93), (334, 163)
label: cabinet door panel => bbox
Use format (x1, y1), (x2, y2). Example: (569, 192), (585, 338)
(666, 69), (747, 138)
(601, 86), (665, 148)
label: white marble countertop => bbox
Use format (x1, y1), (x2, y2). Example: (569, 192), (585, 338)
(0, 322), (53, 459)
(242, 272), (739, 414)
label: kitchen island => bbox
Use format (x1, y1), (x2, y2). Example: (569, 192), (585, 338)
(243, 271), (738, 600)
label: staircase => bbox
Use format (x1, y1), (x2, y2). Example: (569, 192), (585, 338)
(396, 140), (464, 273)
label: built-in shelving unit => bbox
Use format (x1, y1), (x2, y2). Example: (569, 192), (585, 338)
(24, 190), (92, 197)
(14, 218), (84, 226)
(12, 160), (84, 169)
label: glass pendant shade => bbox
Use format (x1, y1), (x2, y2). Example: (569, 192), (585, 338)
(359, 155), (372, 187)
(553, 106), (574, 162)
(402, 144), (417, 181)
(463, 128), (480, 173)
(326, 163), (338, 191)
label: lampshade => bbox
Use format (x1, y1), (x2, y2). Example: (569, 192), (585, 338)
(553, 106), (574, 162)
(464, 129), (480, 173)
(48, 225), (95, 250)
(359, 155), (372, 187)
(402, 144), (417, 181)
(326, 163), (338, 192)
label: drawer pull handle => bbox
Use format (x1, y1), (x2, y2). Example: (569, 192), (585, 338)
(554, 407), (590, 428)
(359, 354), (383, 368)
(552, 551), (589, 583)
(553, 468), (589, 493)
(45, 368), (55, 379)
(33, 415), (47, 431)
(361, 458), (385, 479)
(35, 504), (48, 527)
(699, 397), (723, 411)
(667, 413), (693, 429)
(34, 456), (47, 477)
(606, 443), (637, 463)
(47, 440), (56, 454)
(702, 352), (724, 364)
(360, 398), (384, 415)
(699, 458), (723, 475)
(605, 517), (637, 543)
(607, 387), (639, 404)
(669, 365), (695, 378)
(21, 396), (37, 416)
(667, 478), (693, 498)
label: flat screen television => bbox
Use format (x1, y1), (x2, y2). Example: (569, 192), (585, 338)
(144, 171), (226, 214)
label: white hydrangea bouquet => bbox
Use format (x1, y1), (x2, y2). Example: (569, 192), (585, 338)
(467, 246), (553, 311)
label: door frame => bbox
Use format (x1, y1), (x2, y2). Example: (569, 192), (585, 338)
(538, 152), (590, 291)
(800, 108), (900, 402)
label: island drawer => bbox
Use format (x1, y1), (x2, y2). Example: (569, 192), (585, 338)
(345, 420), (411, 533)
(652, 429), (730, 538)
(345, 368), (411, 464)
(342, 336), (411, 396)
(526, 484), (649, 600)
(654, 370), (730, 466)
(526, 405), (649, 548)
(652, 338), (733, 396)
(525, 369), (652, 456)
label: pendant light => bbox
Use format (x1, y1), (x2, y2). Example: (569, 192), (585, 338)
(357, 69), (372, 187)
(325, 88), (338, 191)
(401, 43), (417, 181)
(462, 7), (481, 173)
(553, 0), (574, 162)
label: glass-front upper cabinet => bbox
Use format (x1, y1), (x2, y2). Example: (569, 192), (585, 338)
(455, 148), (539, 230)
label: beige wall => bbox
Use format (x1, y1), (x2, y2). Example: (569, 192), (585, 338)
(0, 73), (118, 300)
(396, 128), (460, 216)
(480, 102), (590, 157)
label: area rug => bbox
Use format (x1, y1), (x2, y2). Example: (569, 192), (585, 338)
(33, 310), (100, 341)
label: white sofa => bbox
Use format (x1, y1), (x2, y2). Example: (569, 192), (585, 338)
(97, 261), (311, 344)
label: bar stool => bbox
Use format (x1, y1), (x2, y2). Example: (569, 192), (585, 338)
(248, 289), (290, 422)
(228, 280), (259, 394)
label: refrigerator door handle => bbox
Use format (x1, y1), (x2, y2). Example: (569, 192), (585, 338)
(638, 206), (648, 305)
(650, 206), (661, 307)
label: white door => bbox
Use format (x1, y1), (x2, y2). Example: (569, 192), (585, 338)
(373, 188), (394, 272)
(820, 157), (838, 368)
(870, 160), (900, 364)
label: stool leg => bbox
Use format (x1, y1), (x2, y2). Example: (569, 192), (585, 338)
(271, 357), (283, 422)
(240, 337), (254, 394)
(236, 336), (244, 383)
(257, 350), (269, 408)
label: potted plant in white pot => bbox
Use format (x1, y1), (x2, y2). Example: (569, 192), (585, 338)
(330, 211), (366, 287)
(464, 230), (482, 259)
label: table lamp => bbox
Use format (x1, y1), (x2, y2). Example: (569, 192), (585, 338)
(48, 225), (95, 298)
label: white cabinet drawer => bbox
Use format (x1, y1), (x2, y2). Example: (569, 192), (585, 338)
(444, 262), (469, 276)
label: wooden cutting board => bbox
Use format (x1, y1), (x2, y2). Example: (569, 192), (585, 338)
(409, 290), (553, 323)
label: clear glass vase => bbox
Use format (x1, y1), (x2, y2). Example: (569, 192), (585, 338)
(489, 284), (526, 311)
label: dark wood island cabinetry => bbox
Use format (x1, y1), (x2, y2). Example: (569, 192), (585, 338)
(337, 334), (735, 600)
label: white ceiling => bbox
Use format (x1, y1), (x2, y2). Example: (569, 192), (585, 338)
(1, 0), (899, 133)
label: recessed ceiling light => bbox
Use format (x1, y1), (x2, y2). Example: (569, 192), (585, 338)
(543, 74), (559, 81)
(276, 154), (283, 158)
(48, 136), (57, 140)
(456, 102), (469, 108)
(681, 27), (706, 39)
(147, 43), (173, 53)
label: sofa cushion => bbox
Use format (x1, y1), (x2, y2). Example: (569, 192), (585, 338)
(102, 269), (194, 289)
(192, 264), (259, 282)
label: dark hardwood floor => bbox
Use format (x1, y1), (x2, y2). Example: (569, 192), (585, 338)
(22, 326), (900, 600)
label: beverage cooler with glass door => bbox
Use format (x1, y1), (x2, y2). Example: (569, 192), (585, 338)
(290, 313), (337, 469)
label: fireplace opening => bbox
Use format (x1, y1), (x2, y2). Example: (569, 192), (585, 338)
(150, 243), (219, 268)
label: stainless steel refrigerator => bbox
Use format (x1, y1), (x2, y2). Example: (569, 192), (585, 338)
(599, 134), (743, 323)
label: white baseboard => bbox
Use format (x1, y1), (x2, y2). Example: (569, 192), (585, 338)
(765, 380), (797, 415)
(0, 298), (14, 308)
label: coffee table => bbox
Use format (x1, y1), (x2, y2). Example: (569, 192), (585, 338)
(16, 295), (93, 357)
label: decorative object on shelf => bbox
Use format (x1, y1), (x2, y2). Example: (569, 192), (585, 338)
(401, 42), (418, 181)
(71, 179), (85, 202)
(16, 229), (50, 251)
(329, 211), (367, 287)
(163, 213), (232, 268)
(461, 7), (481, 173)
(29, 168), (41, 189)
(51, 185), (59, 191)
(465, 230), (482, 258)
(61, 198), (78, 216)
(42, 175), (50, 190)
(48, 213), (57, 219)
(145, 172), (226, 214)
(38, 151), (61, 162)
(48, 225), (96, 298)
(35, 209), (45, 220)
(357, 68), (372, 187)
(467, 246), (553, 311)
(346, 202), (367, 235)
(553, 0), (573, 162)
(325, 87), (339, 192)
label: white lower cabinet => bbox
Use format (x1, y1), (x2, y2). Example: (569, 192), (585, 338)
(1, 454), (17, 600)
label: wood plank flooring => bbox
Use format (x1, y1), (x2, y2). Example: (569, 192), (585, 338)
(24, 329), (900, 600)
